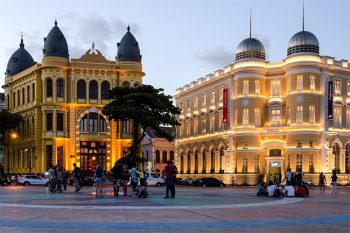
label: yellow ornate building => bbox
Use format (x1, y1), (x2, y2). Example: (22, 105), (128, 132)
(3, 21), (144, 175)
(175, 25), (350, 185)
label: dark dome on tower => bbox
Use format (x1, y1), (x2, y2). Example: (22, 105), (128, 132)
(116, 26), (141, 62)
(5, 38), (36, 77)
(287, 30), (319, 56)
(43, 20), (69, 59)
(235, 37), (265, 62)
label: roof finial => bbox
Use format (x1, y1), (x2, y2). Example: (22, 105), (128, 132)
(92, 41), (95, 53)
(20, 31), (24, 48)
(302, 0), (305, 31)
(54, 19), (57, 27)
(127, 24), (130, 32)
(249, 9), (252, 38)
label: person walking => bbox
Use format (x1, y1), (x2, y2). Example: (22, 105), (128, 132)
(130, 166), (138, 192)
(48, 165), (57, 193)
(72, 163), (81, 192)
(331, 170), (337, 194)
(112, 163), (123, 197)
(162, 160), (178, 198)
(95, 164), (104, 198)
(57, 168), (63, 193)
(319, 172), (326, 193)
(121, 164), (130, 197)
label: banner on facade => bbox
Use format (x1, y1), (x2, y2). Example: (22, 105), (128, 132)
(328, 81), (333, 120)
(223, 88), (228, 123)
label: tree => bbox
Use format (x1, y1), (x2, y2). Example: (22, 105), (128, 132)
(102, 84), (181, 167)
(0, 110), (23, 146)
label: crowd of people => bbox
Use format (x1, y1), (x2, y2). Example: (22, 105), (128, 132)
(47, 165), (69, 193)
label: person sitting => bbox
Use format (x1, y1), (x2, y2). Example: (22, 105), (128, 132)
(273, 184), (283, 197)
(267, 183), (277, 197)
(295, 184), (306, 197)
(283, 182), (295, 197)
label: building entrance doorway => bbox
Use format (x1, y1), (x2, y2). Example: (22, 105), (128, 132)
(269, 162), (281, 178)
(80, 141), (106, 176)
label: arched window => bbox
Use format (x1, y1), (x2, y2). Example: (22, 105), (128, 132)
(219, 147), (224, 173)
(46, 78), (53, 97)
(187, 150), (191, 173)
(77, 80), (86, 98)
(333, 143), (341, 173)
(210, 149), (215, 173)
(27, 85), (30, 103)
(296, 154), (302, 172)
(17, 90), (20, 106)
(155, 150), (160, 163)
(89, 80), (98, 99)
(162, 150), (167, 163)
(170, 150), (174, 161)
(22, 87), (25, 104)
(134, 82), (140, 88)
(32, 83), (35, 101)
(13, 92), (16, 108)
(180, 152), (184, 173)
(101, 81), (110, 100)
(122, 81), (130, 88)
(194, 150), (198, 173)
(57, 79), (64, 98)
(202, 148), (206, 173)
(79, 113), (107, 133)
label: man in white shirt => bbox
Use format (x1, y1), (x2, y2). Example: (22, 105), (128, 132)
(268, 184), (277, 197)
(284, 184), (295, 197)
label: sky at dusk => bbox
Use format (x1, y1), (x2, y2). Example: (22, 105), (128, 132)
(0, 0), (349, 95)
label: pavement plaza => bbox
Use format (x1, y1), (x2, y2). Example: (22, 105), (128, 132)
(0, 185), (349, 233)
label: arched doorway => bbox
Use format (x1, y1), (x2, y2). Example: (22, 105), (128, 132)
(346, 144), (350, 174)
(210, 149), (215, 173)
(219, 146), (224, 173)
(333, 143), (341, 173)
(194, 150), (198, 173)
(187, 150), (191, 174)
(202, 148), (206, 174)
(180, 152), (184, 174)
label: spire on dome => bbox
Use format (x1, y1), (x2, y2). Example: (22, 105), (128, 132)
(127, 25), (130, 32)
(20, 31), (24, 48)
(54, 19), (57, 27)
(249, 10), (252, 38)
(302, 0), (305, 31)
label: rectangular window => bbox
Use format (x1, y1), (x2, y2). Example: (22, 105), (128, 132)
(210, 115), (215, 132)
(219, 87), (224, 107)
(297, 141), (303, 148)
(46, 112), (53, 131)
(347, 82), (350, 97)
(347, 109), (350, 128)
(254, 108), (260, 126)
(57, 113), (64, 131)
(243, 80), (249, 96)
(271, 109), (281, 127)
(309, 141), (314, 148)
(334, 108), (342, 128)
(122, 120), (130, 134)
(194, 119), (198, 136)
(255, 80), (260, 95)
(243, 109), (249, 127)
(297, 75), (303, 92)
(309, 105), (315, 124)
(287, 107), (291, 125)
(187, 99), (191, 112)
(194, 97), (198, 112)
(296, 106), (303, 124)
(271, 80), (281, 96)
(202, 118), (206, 134)
(210, 91), (215, 106)
(202, 94), (206, 110)
(310, 75), (315, 91)
(335, 80), (341, 95)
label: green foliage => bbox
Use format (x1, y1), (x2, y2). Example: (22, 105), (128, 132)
(0, 110), (23, 145)
(103, 84), (181, 167)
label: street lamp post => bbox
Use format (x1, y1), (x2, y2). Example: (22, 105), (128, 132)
(7, 132), (18, 175)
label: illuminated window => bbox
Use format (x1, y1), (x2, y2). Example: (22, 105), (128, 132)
(255, 80), (260, 95)
(334, 107), (342, 128)
(296, 141), (302, 148)
(310, 75), (315, 91)
(202, 118), (206, 134)
(254, 109), (260, 127)
(243, 80), (249, 96)
(194, 119), (198, 135)
(243, 109), (249, 127)
(271, 109), (281, 127)
(202, 94), (206, 109)
(347, 82), (350, 97)
(309, 105), (315, 124)
(210, 91), (215, 106)
(186, 122), (190, 137)
(297, 75), (303, 92)
(187, 99), (191, 112)
(296, 106), (303, 124)
(335, 80), (341, 95)
(210, 115), (215, 132)
(219, 87), (224, 107)
(287, 107), (291, 125)
(194, 97), (198, 112)
(271, 80), (281, 96)
(234, 110), (238, 127)
(296, 154), (302, 171)
(347, 109), (350, 128)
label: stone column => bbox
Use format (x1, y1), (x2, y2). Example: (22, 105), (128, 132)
(340, 149), (346, 173)
(198, 152), (203, 174)
(215, 151), (220, 173)
(189, 153), (194, 173)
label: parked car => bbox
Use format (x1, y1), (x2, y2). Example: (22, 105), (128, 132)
(145, 172), (165, 186)
(18, 175), (50, 186)
(68, 177), (95, 186)
(180, 177), (193, 185)
(196, 178), (226, 187)
(0, 177), (11, 186)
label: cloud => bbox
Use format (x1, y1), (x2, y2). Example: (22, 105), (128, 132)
(196, 46), (233, 68)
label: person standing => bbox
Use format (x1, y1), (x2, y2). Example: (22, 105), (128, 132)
(72, 163), (81, 192)
(130, 166), (138, 192)
(319, 172), (326, 193)
(62, 169), (68, 191)
(162, 160), (178, 198)
(112, 163), (122, 197)
(331, 170), (337, 194)
(48, 165), (57, 193)
(95, 164), (104, 198)
(121, 164), (130, 197)
(286, 168), (292, 184)
(57, 168), (63, 193)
